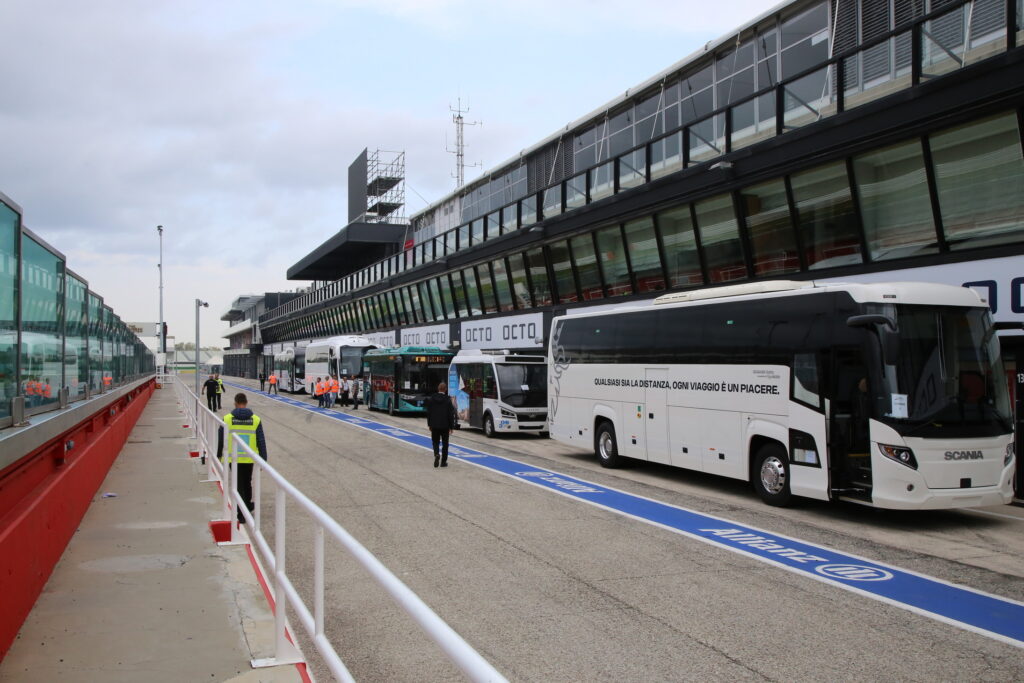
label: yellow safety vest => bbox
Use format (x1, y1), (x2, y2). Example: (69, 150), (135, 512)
(222, 413), (261, 464)
(216, 379), (225, 394)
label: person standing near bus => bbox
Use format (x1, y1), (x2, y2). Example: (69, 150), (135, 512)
(216, 393), (267, 524)
(215, 374), (226, 410)
(327, 375), (339, 409)
(268, 373), (278, 394)
(425, 382), (456, 467)
(202, 375), (219, 411)
(258, 371), (266, 392)
(350, 376), (361, 410)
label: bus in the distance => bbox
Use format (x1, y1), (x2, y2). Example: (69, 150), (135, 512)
(548, 280), (1016, 509)
(304, 335), (375, 394)
(363, 346), (453, 414)
(274, 347), (306, 393)
(449, 350), (548, 437)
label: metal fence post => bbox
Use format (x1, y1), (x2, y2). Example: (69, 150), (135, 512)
(252, 487), (303, 668)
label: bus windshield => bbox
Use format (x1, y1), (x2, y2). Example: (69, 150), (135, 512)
(871, 305), (1012, 438)
(495, 363), (547, 407)
(339, 347), (364, 376)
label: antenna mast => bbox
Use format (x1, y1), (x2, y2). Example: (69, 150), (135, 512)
(447, 98), (481, 189)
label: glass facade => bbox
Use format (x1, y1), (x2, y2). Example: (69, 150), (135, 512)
(21, 234), (64, 412)
(66, 274), (87, 401)
(0, 202), (17, 421)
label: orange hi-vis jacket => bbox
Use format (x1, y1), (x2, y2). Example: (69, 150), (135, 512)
(268, 375), (278, 385)
(25, 381), (37, 396)
(42, 383), (52, 398)
(315, 381), (325, 396)
(328, 378), (339, 393)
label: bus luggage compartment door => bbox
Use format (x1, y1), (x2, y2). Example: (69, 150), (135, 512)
(644, 369), (671, 464)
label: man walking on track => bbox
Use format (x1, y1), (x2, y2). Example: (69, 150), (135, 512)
(202, 375), (219, 411)
(425, 381), (457, 468)
(216, 393), (267, 524)
(258, 371), (266, 392)
(268, 373), (278, 394)
(215, 374), (226, 410)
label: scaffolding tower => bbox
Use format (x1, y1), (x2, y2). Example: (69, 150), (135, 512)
(365, 149), (407, 224)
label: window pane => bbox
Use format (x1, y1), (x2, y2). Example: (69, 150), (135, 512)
(0, 203), (16, 418)
(930, 113), (1024, 250)
(650, 132), (683, 180)
(458, 224), (470, 250)
(853, 140), (938, 261)
(438, 275), (457, 319)
(790, 161), (864, 269)
(64, 277), (87, 398)
(21, 234), (64, 411)
(428, 278), (445, 319)
(507, 253), (531, 309)
(486, 211), (500, 240)
(618, 148), (646, 189)
(543, 186), (562, 218)
(87, 293), (103, 394)
(595, 225), (632, 297)
(521, 195), (538, 226)
(740, 180), (800, 276)
(658, 206), (703, 288)
(475, 263), (497, 313)
(501, 204), (518, 233)
(694, 194), (747, 283)
(571, 233), (603, 301)
(491, 258), (515, 312)
(548, 241), (578, 304)
(624, 217), (665, 293)
(417, 282), (435, 321)
(590, 161), (614, 201)
(525, 248), (552, 306)
(471, 218), (485, 245)
(405, 286), (421, 324)
(566, 173), (587, 210)
(450, 272), (469, 317)
(462, 267), (482, 315)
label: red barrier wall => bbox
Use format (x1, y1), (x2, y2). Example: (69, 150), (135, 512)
(0, 380), (155, 661)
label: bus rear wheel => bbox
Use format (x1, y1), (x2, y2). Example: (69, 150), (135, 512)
(753, 444), (792, 506)
(595, 422), (623, 468)
(483, 413), (496, 438)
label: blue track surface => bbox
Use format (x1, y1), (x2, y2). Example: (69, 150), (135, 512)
(231, 381), (1024, 649)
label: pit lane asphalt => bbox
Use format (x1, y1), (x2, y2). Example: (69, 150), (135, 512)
(223, 379), (1024, 682)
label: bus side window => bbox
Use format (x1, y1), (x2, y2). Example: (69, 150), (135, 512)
(482, 364), (497, 399)
(793, 352), (820, 408)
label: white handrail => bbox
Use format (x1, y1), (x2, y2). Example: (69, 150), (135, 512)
(171, 375), (507, 683)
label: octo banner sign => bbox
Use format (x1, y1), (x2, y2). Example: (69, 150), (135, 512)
(401, 324), (449, 348)
(460, 313), (544, 350)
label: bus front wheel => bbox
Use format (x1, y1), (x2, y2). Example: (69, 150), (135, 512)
(753, 444), (792, 506)
(483, 413), (496, 438)
(595, 422), (623, 468)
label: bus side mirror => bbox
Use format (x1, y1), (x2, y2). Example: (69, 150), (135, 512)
(847, 314), (899, 365)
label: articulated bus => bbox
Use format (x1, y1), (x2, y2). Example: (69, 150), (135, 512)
(548, 280), (1016, 509)
(303, 335), (375, 394)
(449, 350), (548, 437)
(273, 347), (306, 393)
(364, 346), (453, 414)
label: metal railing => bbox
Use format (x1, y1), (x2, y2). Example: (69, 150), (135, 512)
(172, 375), (506, 682)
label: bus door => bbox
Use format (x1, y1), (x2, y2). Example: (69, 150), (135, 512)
(644, 368), (671, 464)
(828, 347), (873, 498)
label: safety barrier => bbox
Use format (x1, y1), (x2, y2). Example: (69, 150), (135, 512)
(172, 375), (506, 682)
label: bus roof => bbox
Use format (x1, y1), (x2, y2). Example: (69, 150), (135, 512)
(364, 346), (453, 357)
(305, 335), (375, 349)
(553, 280), (986, 320)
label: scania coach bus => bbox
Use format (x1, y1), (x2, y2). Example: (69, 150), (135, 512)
(273, 347), (306, 393)
(547, 280), (1016, 509)
(303, 335), (375, 394)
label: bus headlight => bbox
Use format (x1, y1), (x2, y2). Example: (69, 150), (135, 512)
(878, 444), (917, 470)
(500, 408), (516, 418)
(1005, 442), (1015, 467)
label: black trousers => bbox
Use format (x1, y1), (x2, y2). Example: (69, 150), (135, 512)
(259, 380), (265, 391)
(269, 384), (278, 394)
(215, 392), (222, 410)
(206, 393), (217, 411)
(236, 462), (255, 522)
(431, 429), (450, 462)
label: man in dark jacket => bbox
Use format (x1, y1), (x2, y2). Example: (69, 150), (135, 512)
(425, 381), (457, 468)
(258, 371), (266, 392)
(202, 375), (219, 411)
(216, 393), (268, 523)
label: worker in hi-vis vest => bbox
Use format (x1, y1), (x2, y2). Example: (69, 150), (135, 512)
(216, 392), (267, 524)
(267, 373), (278, 394)
(214, 374), (226, 411)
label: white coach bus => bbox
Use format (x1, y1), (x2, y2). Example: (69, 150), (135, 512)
(448, 350), (548, 437)
(303, 335), (375, 394)
(547, 280), (1016, 509)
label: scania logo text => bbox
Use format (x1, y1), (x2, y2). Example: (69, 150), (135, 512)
(944, 450), (984, 460)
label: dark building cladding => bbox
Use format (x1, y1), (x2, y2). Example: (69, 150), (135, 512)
(261, 0), (1024, 361)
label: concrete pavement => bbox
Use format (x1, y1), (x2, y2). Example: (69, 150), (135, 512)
(0, 384), (306, 683)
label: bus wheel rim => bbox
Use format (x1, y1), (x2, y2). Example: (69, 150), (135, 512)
(599, 432), (613, 459)
(760, 456), (786, 494)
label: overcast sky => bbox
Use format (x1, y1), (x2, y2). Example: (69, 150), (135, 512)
(1, 0), (773, 346)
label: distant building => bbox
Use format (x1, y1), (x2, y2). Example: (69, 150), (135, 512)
(221, 292), (302, 377)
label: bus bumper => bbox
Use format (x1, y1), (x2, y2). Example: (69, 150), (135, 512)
(870, 461), (1016, 510)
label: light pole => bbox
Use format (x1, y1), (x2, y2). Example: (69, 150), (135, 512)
(195, 298), (208, 397)
(157, 225), (164, 373)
